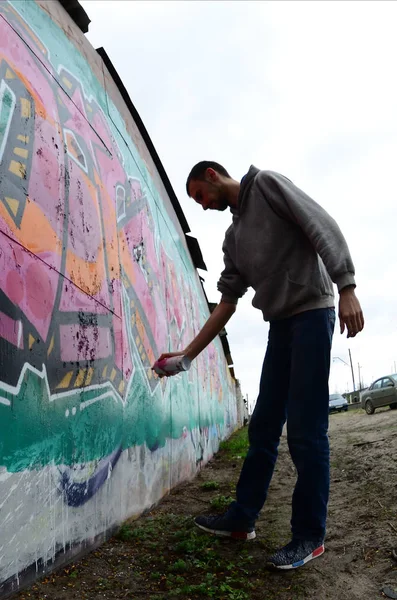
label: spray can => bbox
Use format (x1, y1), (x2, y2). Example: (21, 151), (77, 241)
(152, 355), (191, 376)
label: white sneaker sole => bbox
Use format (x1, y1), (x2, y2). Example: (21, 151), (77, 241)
(268, 544), (325, 570)
(194, 521), (256, 540)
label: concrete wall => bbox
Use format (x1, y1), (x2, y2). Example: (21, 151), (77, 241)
(0, 1), (243, 595)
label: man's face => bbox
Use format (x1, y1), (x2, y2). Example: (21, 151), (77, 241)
(188, 178), (229, 212)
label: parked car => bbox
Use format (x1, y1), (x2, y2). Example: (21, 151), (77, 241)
(329, 393), (348, 413)
(361, 374), (397, 414)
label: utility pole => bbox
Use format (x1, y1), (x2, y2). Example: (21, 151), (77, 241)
(333, 355), (356, 392)
(358, 363), (362, 390)
(348, 349), (356, 391)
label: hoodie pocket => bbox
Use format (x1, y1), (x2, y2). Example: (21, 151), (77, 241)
(251, 270), (324, 321)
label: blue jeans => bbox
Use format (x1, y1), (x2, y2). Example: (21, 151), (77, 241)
(232, 308), (335, 541)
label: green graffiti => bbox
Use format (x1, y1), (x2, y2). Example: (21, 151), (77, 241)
(0, 362), (228, 472)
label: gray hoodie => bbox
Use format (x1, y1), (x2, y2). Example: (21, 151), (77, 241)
(217, 166), (356, 321)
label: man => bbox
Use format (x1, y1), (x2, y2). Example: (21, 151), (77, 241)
(156, 162), (364, 570)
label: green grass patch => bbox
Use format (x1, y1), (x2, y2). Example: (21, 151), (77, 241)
(210, 495), (235, 512)
(169, 558), (189, 572)
(114, 510), (263, 599)
(219, 427), (249, 459)
(201, 481), (220, 491)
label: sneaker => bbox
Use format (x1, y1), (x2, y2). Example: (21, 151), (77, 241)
(267, 539), (324, 570)
(194, 512), (256, 540)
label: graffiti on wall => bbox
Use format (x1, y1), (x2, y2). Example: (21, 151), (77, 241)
(0, 0), (236, 516)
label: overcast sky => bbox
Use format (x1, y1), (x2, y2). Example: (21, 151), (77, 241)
(81, 0), (397, 408)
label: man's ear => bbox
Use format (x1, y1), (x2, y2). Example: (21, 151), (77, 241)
(206, 167), (217, 182)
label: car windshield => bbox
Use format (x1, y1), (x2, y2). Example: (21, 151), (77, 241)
(329, 394), (344, 401)
(392, 374), (397, 384)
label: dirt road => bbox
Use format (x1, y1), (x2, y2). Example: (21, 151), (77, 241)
(15, 407), (397, 600)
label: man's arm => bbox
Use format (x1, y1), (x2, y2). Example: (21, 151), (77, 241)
(156, 231), (247, 375)
(257, 171), (364, 337)
(257, 171), (356, 289)
(156, 301), (236, 373)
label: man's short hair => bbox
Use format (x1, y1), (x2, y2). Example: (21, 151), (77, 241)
(186, 161), (231, 196)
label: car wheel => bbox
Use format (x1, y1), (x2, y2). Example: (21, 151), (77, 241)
(365, 399), (375, 415)
(390, 403), (397, 410)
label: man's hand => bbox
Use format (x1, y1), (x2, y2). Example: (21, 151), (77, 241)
(338, 286), (364, 338)
(153, 351), (185, 378)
